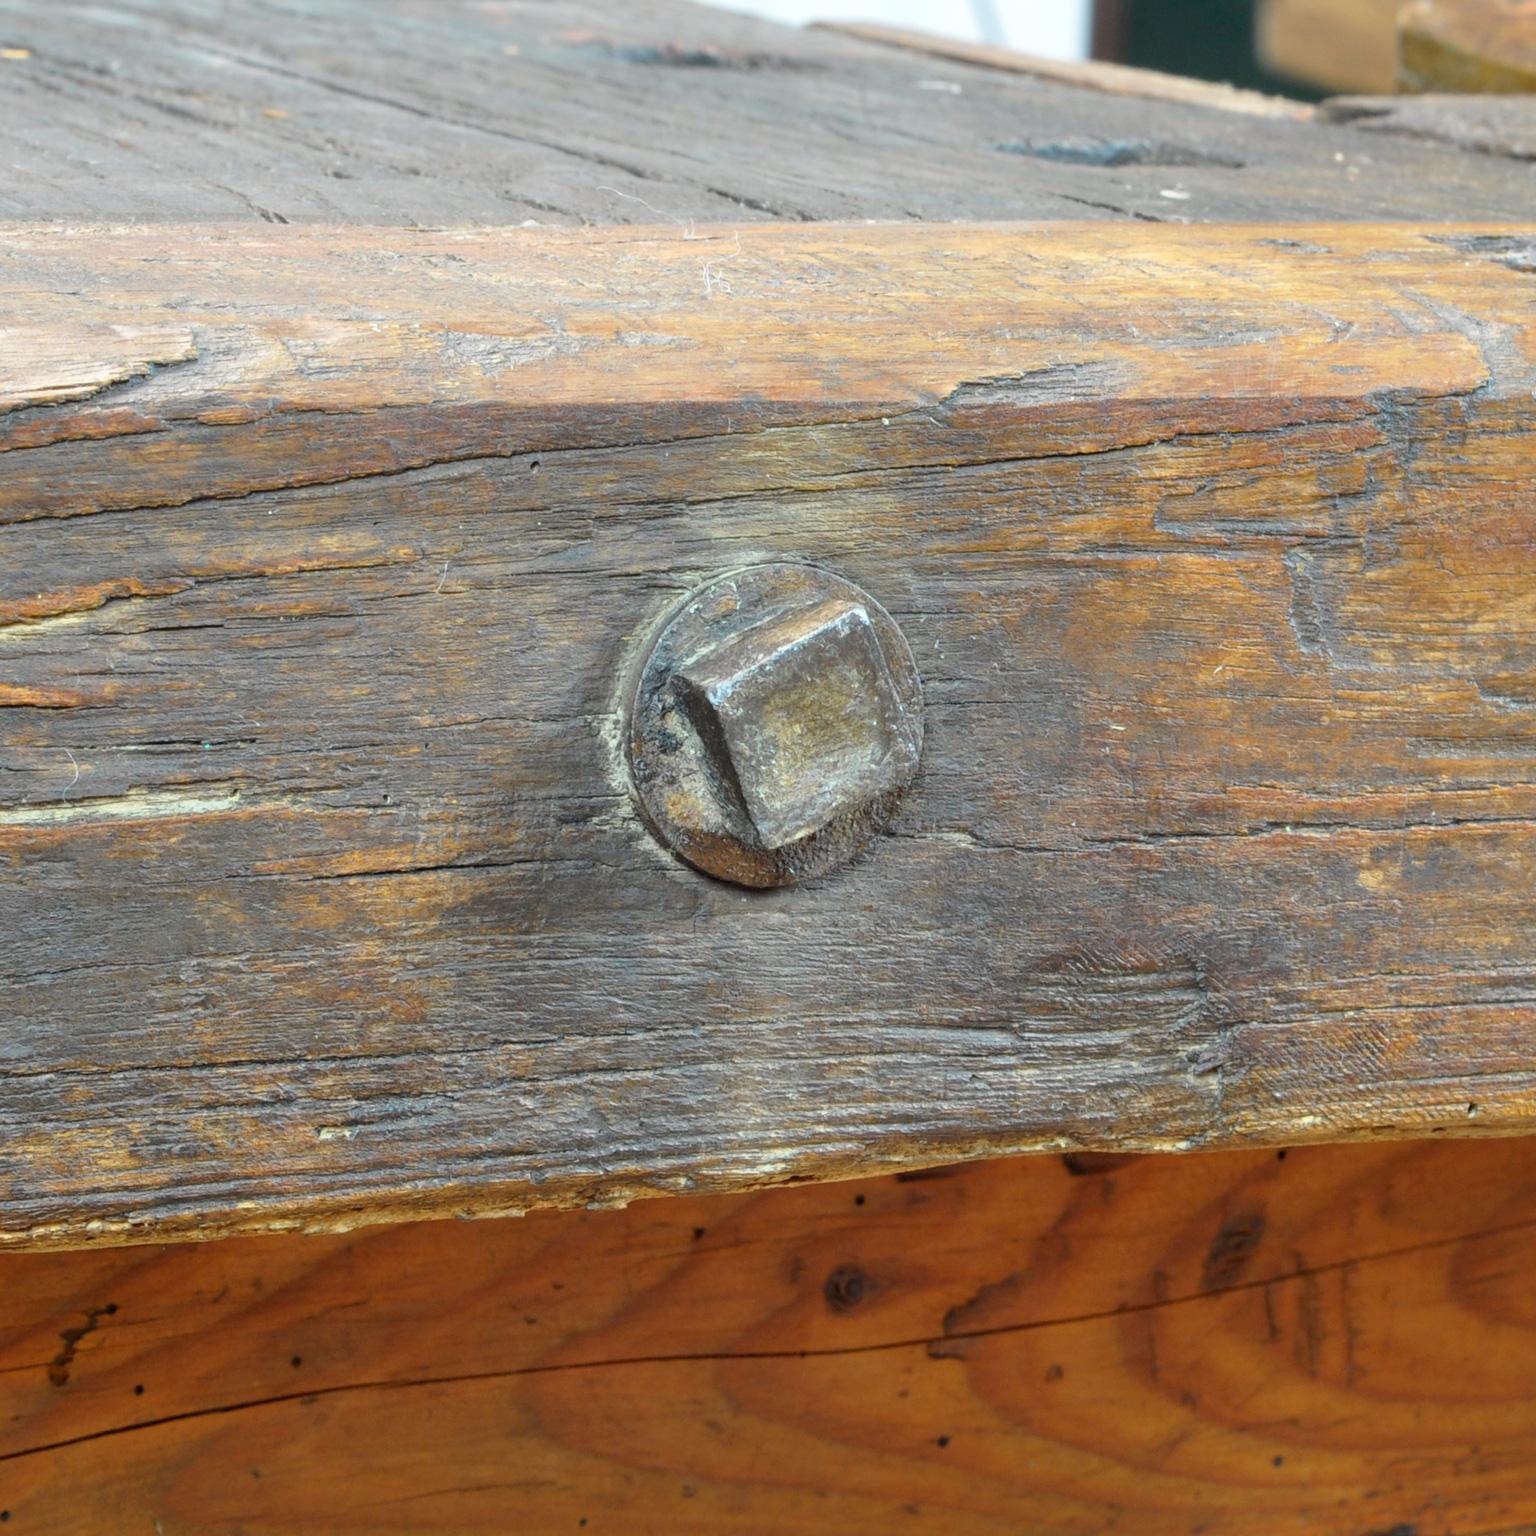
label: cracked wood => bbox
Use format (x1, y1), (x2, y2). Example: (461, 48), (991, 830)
(2, 0), (1536, 228)
(2, 219), (1536, 1247)
(0, 1139), (1534, 1531)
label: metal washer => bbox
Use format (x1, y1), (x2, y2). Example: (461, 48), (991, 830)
(624, 562), (924, 888)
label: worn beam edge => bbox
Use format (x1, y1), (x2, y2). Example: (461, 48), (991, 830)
(2, 218), (1535, 1248)
(816, 22), (1318, 119)
(13, 1117), (1536, 1255)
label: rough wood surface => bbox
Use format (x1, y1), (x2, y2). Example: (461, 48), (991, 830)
(821, 21), (1315, 117)
(1400, 0), (1536, 93)
(3, 219), (1536, 1247)
(1, 1138), (1535, 1532)
(1, 0), (1536, 227)
(1322, 92), (1536, 159)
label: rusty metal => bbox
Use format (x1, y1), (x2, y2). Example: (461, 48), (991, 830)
(625, 563), (923, 887)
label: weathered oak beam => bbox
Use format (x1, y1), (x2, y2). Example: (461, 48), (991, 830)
(2, 220), (1535, 1247)
(3, 0), (1534, 229)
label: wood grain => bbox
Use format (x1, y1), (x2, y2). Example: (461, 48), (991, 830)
(821, 20), (1315, 117)
(2, 220), (1536, 1246)
(0, 1138), (1535, 1532)
(1321, 93), (1536, 159)
(1, 0), (1535, 229)
(1400, 0), (1536, 92)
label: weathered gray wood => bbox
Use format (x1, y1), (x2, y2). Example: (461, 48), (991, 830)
(0, 0), (1533, 226)
(1322, 93), (1536, 160)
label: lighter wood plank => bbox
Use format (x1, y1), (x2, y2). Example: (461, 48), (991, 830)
(822, 20), (1315, 118)
(0, 1140), (1533, 1532)
(1401, 0), (1536, 91)
(1257, 0), (1404, 92)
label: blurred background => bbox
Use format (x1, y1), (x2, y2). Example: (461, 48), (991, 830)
(724, 0), (1417, 97)
(725, 0), (1093, 59)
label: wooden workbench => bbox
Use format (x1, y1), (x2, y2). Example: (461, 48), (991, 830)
(3, 1), (1536, 1528)
(4, 0), (1536, 1248)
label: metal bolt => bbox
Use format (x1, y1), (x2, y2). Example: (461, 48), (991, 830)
(625, 562), (923, 887)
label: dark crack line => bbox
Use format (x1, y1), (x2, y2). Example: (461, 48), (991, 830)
(174, 37), (697, 185)
(0, 1210), (1531, 1465)
(0, 399), (1413, 537)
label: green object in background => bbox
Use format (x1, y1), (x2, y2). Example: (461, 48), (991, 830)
(1102, 0), (1325, 98)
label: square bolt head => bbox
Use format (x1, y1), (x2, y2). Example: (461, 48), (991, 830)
(674, 597), (916, 849)
(628, 562), (924, 887)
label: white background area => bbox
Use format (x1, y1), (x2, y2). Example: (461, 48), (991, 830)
(712, 0), (1092, 58)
